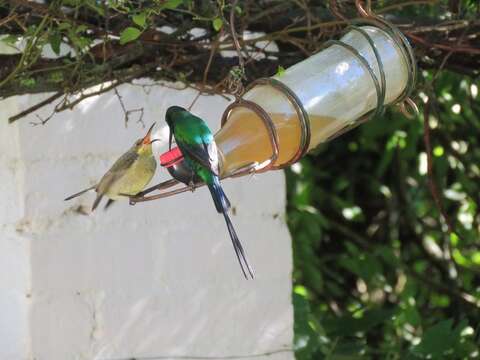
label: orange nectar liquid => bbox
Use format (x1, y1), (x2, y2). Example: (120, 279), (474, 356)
(215, 108), (340, 176)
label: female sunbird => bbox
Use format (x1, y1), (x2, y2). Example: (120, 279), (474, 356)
(65, 123), (158, 211)
(165, 106), (255, 279)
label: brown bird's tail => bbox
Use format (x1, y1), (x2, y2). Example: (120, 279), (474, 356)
(104, 199), (115, 210)
(91, 194), (103, 211)
(64, 185), (96, 201)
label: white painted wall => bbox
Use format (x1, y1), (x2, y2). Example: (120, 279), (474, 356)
(0, 82), (293, 360)
(0, 99), (30, 360)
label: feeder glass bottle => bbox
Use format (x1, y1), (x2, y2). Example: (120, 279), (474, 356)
(215, 25), (410, 177)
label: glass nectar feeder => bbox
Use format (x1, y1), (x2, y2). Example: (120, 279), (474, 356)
(131, 18), (417, 203)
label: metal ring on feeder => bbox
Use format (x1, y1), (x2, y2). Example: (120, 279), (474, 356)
(355, 0), (373, 18)
(220, 99), (280, 176)
(399, 97), (419, 119)
(348, 25), (387, 117)
(220, 77), (312, 174)
(324, 39), (385, 122)
(248, 78), (312, 167)
(370, 18), (417, 103)
(351, 3), (419, 116)
(320, 18), (418, 139)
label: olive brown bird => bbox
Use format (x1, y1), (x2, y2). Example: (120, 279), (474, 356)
(64, 123), (158, 211)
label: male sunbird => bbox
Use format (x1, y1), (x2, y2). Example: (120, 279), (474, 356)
(165, 106), (255, 279)
(65, 123), (158, 211)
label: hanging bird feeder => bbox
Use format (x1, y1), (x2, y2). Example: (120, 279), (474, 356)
(131, 17), (417, 203)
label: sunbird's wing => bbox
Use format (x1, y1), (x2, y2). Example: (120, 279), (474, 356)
(179, 140), (219, 176)
(174, 115), (220, 175)
(92, 151), (140, 211)
(96, 150), (139, 196)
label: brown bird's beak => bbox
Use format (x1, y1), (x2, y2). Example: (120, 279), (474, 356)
(142, 123), (156, 145)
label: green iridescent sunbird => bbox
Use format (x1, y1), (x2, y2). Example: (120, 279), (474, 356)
(165, 106), (255, 279)
(65, 123), (159, 211)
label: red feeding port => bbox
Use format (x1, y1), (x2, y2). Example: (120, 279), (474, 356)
(159, 147), (184, 168)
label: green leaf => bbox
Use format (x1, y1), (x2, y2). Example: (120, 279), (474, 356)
(132, 13), (147, 28)
(75, 25), (88, 34)
(403, 306), (421, 327)
(19, 78), (36, 88)
(58, 22), (71, 31)
(293, 293), (322, 360)
(323, 308), (395, 337)
(329, 339), (367, 359)
(276, 65), (286, 77)
(49, 32), (61, 55)
(119, 27), (142, 45)
(67, 31), (92, 51)
(48, 71), (64, 83)
(339, 253), (382, 282)
(1, 34), (19, 45)
(411, 319), (464, 358)
(212, 17), (223, 31)
(160, 0), (185, 10)
(85, 0), (105, 16)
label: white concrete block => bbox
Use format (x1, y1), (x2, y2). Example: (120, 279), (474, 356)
(0, 82), (293, 360)
(0, 233), (30, 360)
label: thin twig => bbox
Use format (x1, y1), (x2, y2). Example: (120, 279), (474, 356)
(422, 28), (471, 277)
(407, 32), (480, 55)
(329, 0), (348, 21)
(30, 112), (55, 126)
(56, 83), (121, 112)
(378, 0), (439, 14)
(8, 92), (63, 123)
(114, 87), (145, 128)
(422, 101), (458, 243)
(188, 30), (222, 111)
(229, 0), (245, 70)
(0, 13), (17, 27)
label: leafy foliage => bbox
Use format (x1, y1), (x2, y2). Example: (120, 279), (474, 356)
(0, 0), (478, 123)
(287, 67), (480, 359)
(286, 2), (480, 355)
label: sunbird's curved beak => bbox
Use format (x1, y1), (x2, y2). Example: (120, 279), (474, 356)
(168, 130), (173, 150)
(142, 123), (156, 145)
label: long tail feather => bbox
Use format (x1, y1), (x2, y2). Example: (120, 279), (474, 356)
(104, 199), (115, 211)
(207, 180), (231, 213)
(207, 178), (254, 279)
(222, 210), (255, 279)
(64, 185), (96, 201)
(91, 194), (103, 211)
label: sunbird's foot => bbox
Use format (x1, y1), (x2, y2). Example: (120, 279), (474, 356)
(188, 181), (196, 192)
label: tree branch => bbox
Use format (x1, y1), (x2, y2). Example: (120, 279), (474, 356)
(8, 92), (63, 123)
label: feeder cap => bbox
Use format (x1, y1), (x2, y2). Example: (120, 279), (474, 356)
(159, 147), (184, 168)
